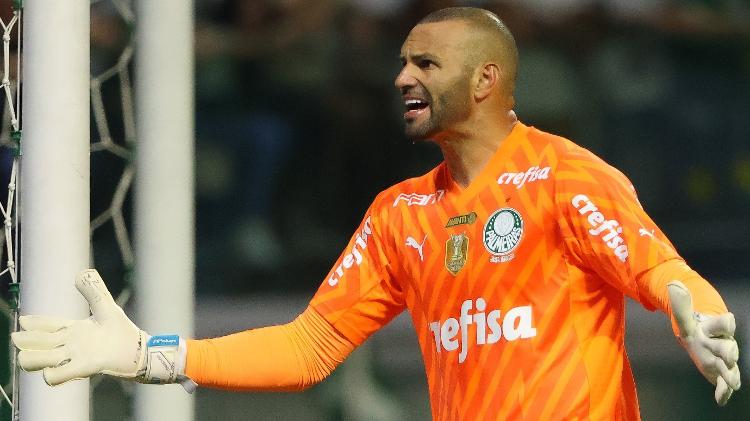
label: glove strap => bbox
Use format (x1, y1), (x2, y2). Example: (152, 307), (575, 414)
(139, 334), (198, 393)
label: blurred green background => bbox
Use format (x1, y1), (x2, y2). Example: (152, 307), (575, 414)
(3, 0), (750, 419)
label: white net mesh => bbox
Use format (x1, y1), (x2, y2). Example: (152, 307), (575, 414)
(0, 2), (20, 419)
(90, 0), (135, 283)
(89, 0), (136, 405)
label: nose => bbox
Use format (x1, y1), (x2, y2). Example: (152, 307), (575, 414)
(394, 66), (417, 92)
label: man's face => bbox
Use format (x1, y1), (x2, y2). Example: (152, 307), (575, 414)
(396, 21), (474, 141)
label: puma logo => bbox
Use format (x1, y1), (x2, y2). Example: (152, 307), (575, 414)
(406, 235), (427, 261)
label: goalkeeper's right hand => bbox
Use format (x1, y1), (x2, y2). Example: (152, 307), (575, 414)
(11, 269), (194, 391)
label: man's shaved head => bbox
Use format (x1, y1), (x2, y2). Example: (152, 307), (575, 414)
(418, 7), (518, 96)
(396, 7), (518, 140)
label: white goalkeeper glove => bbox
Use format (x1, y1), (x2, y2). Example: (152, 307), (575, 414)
(11, 269), (196, 392)
(668, 281), (741, 406)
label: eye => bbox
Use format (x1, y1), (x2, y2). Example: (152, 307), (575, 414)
(418, 59), (435, 69)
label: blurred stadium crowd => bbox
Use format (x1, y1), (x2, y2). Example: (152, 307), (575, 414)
(87, 0), (750, 294)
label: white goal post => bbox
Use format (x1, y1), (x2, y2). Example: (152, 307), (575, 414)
(20, 1), (91, 420)
(134, 0), (196, 420)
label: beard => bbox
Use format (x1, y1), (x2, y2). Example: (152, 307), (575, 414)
(404, 73), (472, 141)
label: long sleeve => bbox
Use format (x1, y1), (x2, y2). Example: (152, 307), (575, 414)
(554, 146), (728, 318)
(185, 306), (356, 391)
(637, 258), (728, 335)
(185, 198), (406, 391)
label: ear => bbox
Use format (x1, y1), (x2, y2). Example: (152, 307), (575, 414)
(474, 63), (500, 101)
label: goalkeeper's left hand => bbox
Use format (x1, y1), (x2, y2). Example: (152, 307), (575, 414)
(668, 281), (741, 406)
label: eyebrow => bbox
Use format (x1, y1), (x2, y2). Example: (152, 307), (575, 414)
(399, 52), (440, 63)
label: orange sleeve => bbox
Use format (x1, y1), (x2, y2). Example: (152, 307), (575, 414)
(308, 195), (406, 345)
(637, 258), (728, 335)
(185, 196), (405, 391)
(555, 147), (716, 310)
(555, 148), (731, 338)
(184, 306), (355, 391)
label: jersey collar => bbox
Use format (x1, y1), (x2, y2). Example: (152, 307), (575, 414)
(442, 121), (529, 200)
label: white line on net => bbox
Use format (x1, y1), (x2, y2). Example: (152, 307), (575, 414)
(0, 8), (20, 420)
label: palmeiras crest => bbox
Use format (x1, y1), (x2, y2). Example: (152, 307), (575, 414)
(483, 207), (524, 263)
(445, 233), (469, 275)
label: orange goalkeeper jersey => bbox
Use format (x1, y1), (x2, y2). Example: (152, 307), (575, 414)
(309, 122), (697, 420)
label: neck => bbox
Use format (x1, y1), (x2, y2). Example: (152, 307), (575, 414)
(436, 110), (517, 188)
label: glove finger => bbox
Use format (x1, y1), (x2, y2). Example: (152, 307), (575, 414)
(19, 315), (73, 333)
(11, 330), (66, 351)
(42, 359), (91, 386)
(668, 281), (696, 338)
(75, 269), (116, 321)
(716, 376), (733, 406)
(704, 337), (739, 369)
(702, 313), (736, 338)
(713, 356), (742, 391)
(733, 364), (741, 390)
(17, 349), (68, 372)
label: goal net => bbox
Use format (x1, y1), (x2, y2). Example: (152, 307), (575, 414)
(0, 1), (139, 419)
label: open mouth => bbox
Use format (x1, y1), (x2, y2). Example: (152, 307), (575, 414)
(404, 98), (430, 120)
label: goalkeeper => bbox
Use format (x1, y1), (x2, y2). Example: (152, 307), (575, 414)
(13, 7), (740, 420)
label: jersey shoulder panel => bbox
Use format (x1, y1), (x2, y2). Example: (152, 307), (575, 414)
(515, 125), (606, 178)
(543, 131), (634, 192)
(372, 162), (447, 212)
(307, 164), (450, 344)
(542, 127), (682, 301)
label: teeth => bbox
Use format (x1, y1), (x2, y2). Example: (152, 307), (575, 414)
(405, 99), (425, 105)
